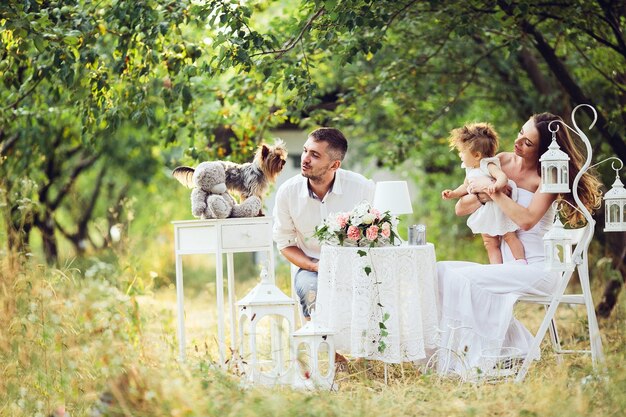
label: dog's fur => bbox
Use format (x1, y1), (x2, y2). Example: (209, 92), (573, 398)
(220, 139), (287, 201)
(173, 139), (287, 214)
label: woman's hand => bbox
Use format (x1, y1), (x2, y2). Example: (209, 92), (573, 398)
(467, 177), (494, 194)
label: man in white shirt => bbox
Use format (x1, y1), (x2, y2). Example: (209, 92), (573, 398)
(272, 127), (375, 319)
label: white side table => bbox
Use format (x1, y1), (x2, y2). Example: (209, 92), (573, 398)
(172, 217), (275, 365)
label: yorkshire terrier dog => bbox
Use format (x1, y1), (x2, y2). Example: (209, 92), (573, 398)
(173, 139), (288, 215)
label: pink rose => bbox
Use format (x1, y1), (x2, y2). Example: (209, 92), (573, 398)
(381, 222), (391, 238)
(337, 213), (350, 228)
(347, 225), (361, 241)
(366, 225), (379, 241)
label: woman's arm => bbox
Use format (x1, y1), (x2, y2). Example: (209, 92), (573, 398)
(489, 189), (556, 230)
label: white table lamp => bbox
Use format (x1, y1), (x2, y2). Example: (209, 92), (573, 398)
(373, 181), (413, 243)
(372, 181), (413, 216)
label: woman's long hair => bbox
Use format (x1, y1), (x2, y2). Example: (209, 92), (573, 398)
(533, 112), (603, 226)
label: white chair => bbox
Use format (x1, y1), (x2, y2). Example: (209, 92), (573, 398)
(515, 224), (605, 382)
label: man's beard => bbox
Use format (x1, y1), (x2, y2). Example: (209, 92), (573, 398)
(301, 170), (322, 182)
(301, 162), (331, 182)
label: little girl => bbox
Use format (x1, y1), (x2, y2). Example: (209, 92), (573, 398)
(441, 123), (526, 264)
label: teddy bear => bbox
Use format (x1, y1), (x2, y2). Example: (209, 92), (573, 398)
(174, 161), (261, 219)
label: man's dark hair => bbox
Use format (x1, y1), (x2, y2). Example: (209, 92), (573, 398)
(309, 127), (348, 161)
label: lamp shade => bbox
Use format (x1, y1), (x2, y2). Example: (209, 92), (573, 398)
(372, 181), (413, 215)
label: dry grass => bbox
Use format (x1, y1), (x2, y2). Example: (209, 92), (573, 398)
(1, 255), (626, 417)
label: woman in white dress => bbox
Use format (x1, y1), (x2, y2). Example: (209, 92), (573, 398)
(436, 113), (602, 378)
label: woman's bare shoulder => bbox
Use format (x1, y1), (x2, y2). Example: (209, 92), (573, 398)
(496, 152), (515, 162)
(496, 152), (516, 169)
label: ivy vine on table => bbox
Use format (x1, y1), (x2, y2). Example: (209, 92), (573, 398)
(357, 248), (390, 353)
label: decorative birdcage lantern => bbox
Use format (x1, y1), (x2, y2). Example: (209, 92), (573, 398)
(539, 124), (570, 194)
(603, 167), (626, 232)
(237, 266), (295, 386)
(543, 217), (574, 271)
(291, 311), (337, 390)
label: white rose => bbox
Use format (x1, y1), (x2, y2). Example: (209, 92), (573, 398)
(361, 213), (375, 225)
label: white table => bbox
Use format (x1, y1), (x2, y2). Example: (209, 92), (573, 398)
(172, 217), (275, 365)
(316, 244), (439, 363)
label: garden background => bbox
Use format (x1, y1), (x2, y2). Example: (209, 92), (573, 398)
(1, 1), (626, 416)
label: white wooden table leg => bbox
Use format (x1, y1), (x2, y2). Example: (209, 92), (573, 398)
(175, 254), (186, 361)
(215, 252), (226, 367)
(227, 253), (236, 353)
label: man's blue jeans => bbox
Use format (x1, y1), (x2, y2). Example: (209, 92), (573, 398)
(294, 268), (317, 318)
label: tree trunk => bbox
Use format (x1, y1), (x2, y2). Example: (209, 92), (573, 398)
(36, 213), (59, 265)
(4, 205), (33, 267)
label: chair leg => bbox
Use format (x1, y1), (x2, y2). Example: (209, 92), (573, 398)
(516, 272), (573, 383)
(577, 260), (605, 366)
(516, 299), (560, 382)
(547, 314), (563, 364)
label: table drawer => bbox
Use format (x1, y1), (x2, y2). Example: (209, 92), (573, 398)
(176, 225), (217, 253)
(221, 223), (271, 249)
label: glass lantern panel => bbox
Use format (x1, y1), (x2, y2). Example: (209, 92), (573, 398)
(555, 244), (564, 263)
(622, 202), (626, 223)
(609, 203), (619, 223)
(547, 166), (557, 184)
(564, 244), (572, 263)
(296, 342), (311, 379)
(561, 166), (568, 184)
(318, 341), (331, 378)
(255, 315), (292, 376)
(254, 315), (274, 374)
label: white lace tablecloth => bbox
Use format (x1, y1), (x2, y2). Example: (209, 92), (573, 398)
(316, 244), (439, 363)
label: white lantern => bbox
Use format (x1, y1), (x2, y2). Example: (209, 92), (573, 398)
(604, 175), (626, 232)
(291, 311), (337, 390)
(543, 218), (574, 271)
(237, 266), (296, 386)
(540, 137), (570, 194)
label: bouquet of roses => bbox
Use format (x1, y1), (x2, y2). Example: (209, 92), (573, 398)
(313, 201), (400, 247)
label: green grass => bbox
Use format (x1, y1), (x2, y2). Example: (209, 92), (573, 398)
(2, 254), (626, 417)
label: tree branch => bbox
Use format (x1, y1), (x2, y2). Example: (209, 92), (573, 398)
(498, 0), (626, 162)
(383, 0), (420, 33)
(77, 164), (107, 231)
(572, 41), (626, 93)
(249, 8), (325, 58)
(0, 133), (19, 156)
(2, 76), (44, 111)
(596, 0), (626, 58)
(50, 152), (100, 211)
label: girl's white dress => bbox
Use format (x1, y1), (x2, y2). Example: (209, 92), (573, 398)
(435, 188), (558, 378)
(466, 157), (519, 236)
